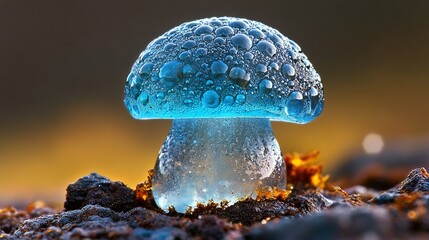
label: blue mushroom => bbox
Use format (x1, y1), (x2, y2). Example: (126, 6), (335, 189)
(124, 17), (324, 213)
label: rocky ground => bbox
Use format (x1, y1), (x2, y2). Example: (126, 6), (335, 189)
(2, 152), (429, 239)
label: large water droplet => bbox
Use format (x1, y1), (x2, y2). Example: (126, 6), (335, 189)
(159, 61), (183, 88)
(182, 40), (197, 49)
(281, 64), (296, 78)
(201, 90), (220, 108)
(309, 87), (319, 109)
(286, 91), (304, 117)
(163, 43), (176, 51)
(156, 92), (165, 100)
(287, 49), (298, 61)
(259, 79), (273, 93)
(138, 62), (154, 76)
(229, 20), (249, 29)
(249, 29), (266, 39)
(256, 64), (267, 74)
(195, 48), (207, 57)
(182, 64), (194, 76)
(289, 39), (302, 52)
(229, 67), (249, 88)
(210, 61), (228, 76)
(268, 34), (284, 46)
(236, 94), (246, 104)
(245, 52), (254, 60)
(137, 91), (149, 106)
(194, 25), (213, 35)
(214, 37), (226, 45)
(215, 26), (234, 37)
(256, 40), (277, 57)
(224, 95), (234, 106)
(231, 34), (252, 50)
(179, 51), (192, 61)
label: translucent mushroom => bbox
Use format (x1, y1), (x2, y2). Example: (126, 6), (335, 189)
(124, 17), (324, 213)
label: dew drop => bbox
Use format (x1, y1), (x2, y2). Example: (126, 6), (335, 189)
(201, 90), (220, 108)
(270, 62), (280, 71)
(194, 25), (213, 35)
(183, 99), (193, 106)
(309, 87), (319, 109)
(159, 61), (183, 79)
(259, 79), (273, 93)
(195, 48), (207, 57)
(268, 34), (284, 46)
(163, 43), (176, 51)
(289, 39), (302, 52)
(182, 64), (194, 75)
(281, 64), (296, 78)
(182, 40), (197, 49)
(179, 51), (192, 61)
(214, 37), (226, 45)
(256, 64), (267, 74)
(231, 34), (252, 50)
(137, 91), (149, 106)
(206, 80), (214, 86)
(224, 95), (234, 106)
(286, 91), (304, 117)
(210, 61), (228, 76)
(249, 29), (266, 39)
(229, 20), (249, 29)
(203, 35), (214, 42)
(236, 94), (246, 104)
(138, 62), (153, 76)
(229, 47), (238, 55)
(229, 67), (250, 88)
(245, 52), (254, 60)
(256, 40), (277, 57)
(215, 26), (234, 37)
(287, 49), (299, 61)
(156, 92), (165, 100)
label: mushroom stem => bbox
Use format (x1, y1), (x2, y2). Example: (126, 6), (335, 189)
(152, 118), (286, 213)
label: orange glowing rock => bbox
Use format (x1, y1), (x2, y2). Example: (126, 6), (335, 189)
(285, 151), (329, 189)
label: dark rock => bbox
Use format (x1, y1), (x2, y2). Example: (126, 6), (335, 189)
(64, 173), (137, 212)
(398, 168), (429, 193)
(374, 168), (429, 204)
(131, 227), (188, 240)
(247, 207), (405, 240)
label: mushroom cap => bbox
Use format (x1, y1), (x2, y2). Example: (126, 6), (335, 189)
(124, 17), (324, 123)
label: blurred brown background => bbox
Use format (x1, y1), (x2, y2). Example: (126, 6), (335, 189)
(1, 0), (428, 206)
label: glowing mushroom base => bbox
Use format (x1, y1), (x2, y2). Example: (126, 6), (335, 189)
(152, 118), (286, 213)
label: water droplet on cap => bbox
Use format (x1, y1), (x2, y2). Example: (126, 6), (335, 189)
(286, 91), (304, 117)
(159, 61), (183, 79)
(138, 62), (154, 76)
(229, 20), (249, 29)
(236, 94), (246, 104)
(281, 64), (296, 78)
(224, 95), (234, 106)
(182, 40), (197, 49)
(163, 43), (176, 51)
(257, 40), (277, 57)
(256, 64), (267, 74)
(229, 67), (249, 88)
(210, 61), (228, 76)
(215, 26), (234, 37)
(249, 29), (266, 39)
(231, 34), (252, 50)
(195, 48), (207, 57)
(259, 79), (273, 93)
(201, 90), (220, 108)
(194, 25), (213, 35)
(137, 91), (149, 106)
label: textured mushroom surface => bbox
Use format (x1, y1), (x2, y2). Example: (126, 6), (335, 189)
(124, 17), (323, 123)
